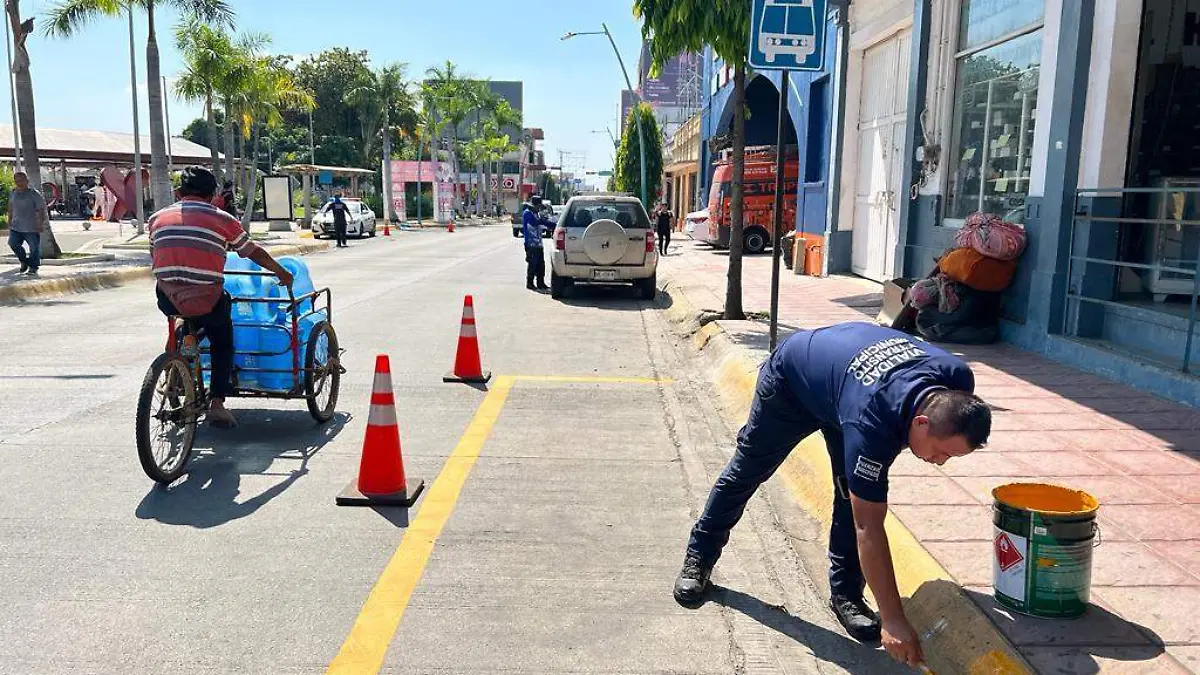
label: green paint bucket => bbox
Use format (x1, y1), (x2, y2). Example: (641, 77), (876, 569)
(992, 483), (1100, 619)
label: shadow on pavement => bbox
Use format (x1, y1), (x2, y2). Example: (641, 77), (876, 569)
(961, 588), (1165, 674)
(135, 410), (350, 528)
(712, 586), (907, 673)
(557, 284), (652, 310)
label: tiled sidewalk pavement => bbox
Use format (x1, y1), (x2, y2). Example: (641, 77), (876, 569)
(660, 242), (1200, 673)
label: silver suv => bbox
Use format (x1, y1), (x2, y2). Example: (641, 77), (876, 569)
(550, 196), (658, 300)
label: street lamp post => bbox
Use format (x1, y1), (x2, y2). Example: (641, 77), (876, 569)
(563, 24), (649, 208)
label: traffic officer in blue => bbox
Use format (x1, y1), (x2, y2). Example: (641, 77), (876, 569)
(674, 322), (991, 668)
(522, 195), (552, 290)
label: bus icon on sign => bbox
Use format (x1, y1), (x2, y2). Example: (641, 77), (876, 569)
(758, 0), (818, 64)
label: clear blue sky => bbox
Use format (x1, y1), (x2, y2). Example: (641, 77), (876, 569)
(18, 0), (645, 178)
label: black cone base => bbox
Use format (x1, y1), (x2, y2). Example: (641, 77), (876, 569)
(336, 478), (425, 507)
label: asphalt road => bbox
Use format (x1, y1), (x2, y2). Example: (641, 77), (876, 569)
(0, 224), (905, 674)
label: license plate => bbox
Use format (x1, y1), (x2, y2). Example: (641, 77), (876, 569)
(593, 269), (618, 281)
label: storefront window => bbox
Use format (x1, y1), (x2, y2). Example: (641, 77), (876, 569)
(945, 1), (1044, 223)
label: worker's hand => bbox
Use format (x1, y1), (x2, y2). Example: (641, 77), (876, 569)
(881, 617), (924, 668)
(276, 268), (294, 288)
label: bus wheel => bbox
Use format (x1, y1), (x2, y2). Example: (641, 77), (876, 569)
(743, 228), (768, 255)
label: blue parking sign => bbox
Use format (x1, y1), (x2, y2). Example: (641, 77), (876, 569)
(749, 0), (828, 71)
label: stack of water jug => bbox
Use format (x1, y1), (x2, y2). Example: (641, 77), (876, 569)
(197, 253), (327, 392)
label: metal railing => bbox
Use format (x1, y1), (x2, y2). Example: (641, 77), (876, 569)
(1065, 185), (1200, 373)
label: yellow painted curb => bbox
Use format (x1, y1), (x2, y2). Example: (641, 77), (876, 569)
(659, 272), (1033, 675)
(0, 240), (330, 304)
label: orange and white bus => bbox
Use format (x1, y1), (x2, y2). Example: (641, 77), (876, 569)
(698, 146), (799, 254)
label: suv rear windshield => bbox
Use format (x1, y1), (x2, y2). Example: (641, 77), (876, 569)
(564, 201), (650, 229)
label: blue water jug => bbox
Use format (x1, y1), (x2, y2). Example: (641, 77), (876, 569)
(225, 254), (262, 389)
(279, 257), (315, 315)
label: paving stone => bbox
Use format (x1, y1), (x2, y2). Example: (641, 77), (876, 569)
(1100, 586), (1200, 645)
(1091, 542), (1200, 587)
(1099, 504), (1200, 541)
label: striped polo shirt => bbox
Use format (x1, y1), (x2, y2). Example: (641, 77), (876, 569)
(149, 197), (261, 285)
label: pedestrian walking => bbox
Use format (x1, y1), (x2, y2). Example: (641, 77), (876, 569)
(655, 203), (673, 256)
(329, 193), (350, 248)
(215, 181), (238, 218)
(673, 322), (991, 668)
(522, 195), (551, 290)
(7, 171), (48, 276)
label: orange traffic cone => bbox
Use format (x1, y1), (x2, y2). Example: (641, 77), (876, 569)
(447, 220), (456, 233)
(443, 295), (491, 384)
(383, 220), (391, 236)
(337, 355), (425, 506)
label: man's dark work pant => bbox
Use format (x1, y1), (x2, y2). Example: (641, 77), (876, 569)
(658, 228), (671, 255)
(686, 354), (866, 598)
(157, 286), (236, 399)
(525, 246), (545, 285)
(335, 221), (348, 247)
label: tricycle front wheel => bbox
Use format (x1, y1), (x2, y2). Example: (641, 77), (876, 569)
(136, 353), (200, 484)
(305, 321), (341, 423)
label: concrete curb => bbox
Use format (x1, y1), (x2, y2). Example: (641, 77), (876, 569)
(0, 241), (330, 304)
(658, 273), (1034, 675)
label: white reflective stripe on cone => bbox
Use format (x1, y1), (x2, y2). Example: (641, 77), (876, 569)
(460, 324), (477, 339)
(367, 402), (398, 427)
(372, 370), (393, 394)
(462, 306), (476, 321)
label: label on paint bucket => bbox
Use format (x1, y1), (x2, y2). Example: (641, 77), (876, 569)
(994, 528), (1028, 604)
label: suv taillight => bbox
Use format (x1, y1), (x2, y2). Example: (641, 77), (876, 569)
(646, 230), (655, 253)
(555, 228), (565, 251)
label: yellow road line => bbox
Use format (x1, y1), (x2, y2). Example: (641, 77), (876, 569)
(513, 374), (671, 385)
(326, 375), (516, 675)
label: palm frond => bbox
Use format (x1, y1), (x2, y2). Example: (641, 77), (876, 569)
(43, 0), (120, 38)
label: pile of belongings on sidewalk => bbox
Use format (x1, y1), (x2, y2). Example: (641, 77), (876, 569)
(903, 212), (1027, 344)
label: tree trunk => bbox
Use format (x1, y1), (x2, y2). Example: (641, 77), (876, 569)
(724, 63), (747, 321)
(482, 161), (490, 215)
(222, 102), (235, 186)
(143, 2), (172, 210)
(240, 123), (260, 231)
(7, 2), (59, 258)
(382, 112), (394, 223)
(206, 95), (220, 181)
(235, 122), (246, 206)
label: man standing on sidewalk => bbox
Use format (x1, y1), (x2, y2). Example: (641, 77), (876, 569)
(673, 322), (991, 668)
(329, 194), (350, 249)
(522, 195), (551, 290)
(7, 171), (47, 276)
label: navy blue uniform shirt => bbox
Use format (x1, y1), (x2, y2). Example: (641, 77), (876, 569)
(774, 322), (975, 503)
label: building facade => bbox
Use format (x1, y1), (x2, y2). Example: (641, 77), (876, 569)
(681, 1), (1200, 403)
(697, 15), (840, 260)
(887, 0), (1200, 404)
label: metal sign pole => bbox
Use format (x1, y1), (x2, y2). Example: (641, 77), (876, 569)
(769, 70), (790, 353)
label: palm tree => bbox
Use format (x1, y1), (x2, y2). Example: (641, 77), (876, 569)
(424, 61), (473, 214)
(216, 31), (262, 196)
(344, 63), (414, 224)
(173, 17), (233, 180)
(7, 2), (61, 257)
(237, 56), (313, 230)
(46, 0), (234, 211)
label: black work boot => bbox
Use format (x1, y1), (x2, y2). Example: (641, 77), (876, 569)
(526, 280), (536, 290)
(830, 594), (882, 642)
(673, 553), (713, 608)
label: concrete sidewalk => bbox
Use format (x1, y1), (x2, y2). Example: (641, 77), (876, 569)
(658, 241), (1200, 673)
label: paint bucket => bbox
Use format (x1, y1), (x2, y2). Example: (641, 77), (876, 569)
(992, 483), (1099, 619)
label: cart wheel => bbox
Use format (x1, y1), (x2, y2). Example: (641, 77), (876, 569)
(136, 352), (200, 484)
(305, 321), (341, 423)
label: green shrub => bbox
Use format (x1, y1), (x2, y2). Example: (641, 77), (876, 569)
(363, 193), (383, 217)
(0, 214), (8, 230)
(0, 165), (14, 218)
